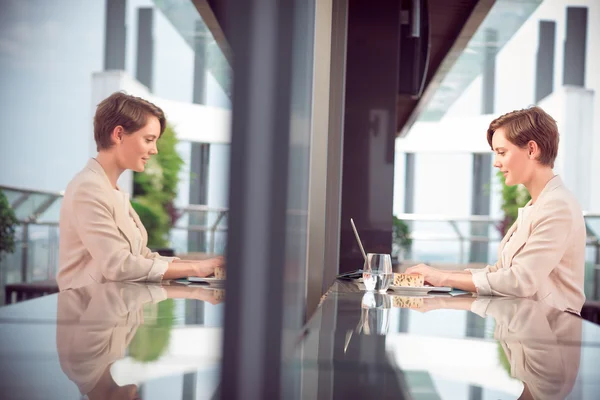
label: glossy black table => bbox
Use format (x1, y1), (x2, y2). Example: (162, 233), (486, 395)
(0, 279), (599, 399)
(0, 282), (225, 400)
(287, 281), (600, 400)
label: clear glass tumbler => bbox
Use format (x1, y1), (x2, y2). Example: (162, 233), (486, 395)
(362, 253), (393, 293)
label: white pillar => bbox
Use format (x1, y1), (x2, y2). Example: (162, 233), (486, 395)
(539, 86), (594, 211)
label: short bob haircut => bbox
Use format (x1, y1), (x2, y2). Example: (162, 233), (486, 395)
(487, 106), (559, 168)
(94, 92), (166, 151)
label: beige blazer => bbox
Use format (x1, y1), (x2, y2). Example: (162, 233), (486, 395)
(471, 297), (581, 400)
(58, 159), (174, 290)
(470, 175), (586, 313)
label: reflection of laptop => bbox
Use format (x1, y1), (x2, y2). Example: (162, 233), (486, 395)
(186, 276), (225, 286)
(337, 269), (363, 280)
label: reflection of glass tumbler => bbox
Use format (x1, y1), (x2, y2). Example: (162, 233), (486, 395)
(358, 292), (391, 335)
(361, 291), (391, 309)
(362, 253), (393, 292)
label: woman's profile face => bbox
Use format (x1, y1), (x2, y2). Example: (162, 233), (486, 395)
(116, 116), (161, 173)
(492, 127), (533, 186)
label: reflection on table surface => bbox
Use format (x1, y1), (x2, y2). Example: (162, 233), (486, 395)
(288, 281), (600, 400)
(0, 282), (224, 400)
(1, 279), (600, 399)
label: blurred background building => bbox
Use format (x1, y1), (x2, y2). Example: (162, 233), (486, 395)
(0, 0), (599, 398)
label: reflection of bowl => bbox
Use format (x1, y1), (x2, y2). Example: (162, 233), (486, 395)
(361, 292), (392, 309)
(391, 295), (424, 309)
(214, 289), (225, 301)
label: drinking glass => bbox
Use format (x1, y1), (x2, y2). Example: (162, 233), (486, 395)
(362, 253), (392, 293)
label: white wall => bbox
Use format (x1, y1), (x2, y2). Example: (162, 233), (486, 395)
(0, 0), (104, 192)
(447, 0), (600, 117)
(443, 0), (600, 212)
(396, 0), (600, 223)
(540, 86), (595, 211)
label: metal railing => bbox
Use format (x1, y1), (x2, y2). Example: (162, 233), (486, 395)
(395, 212), (600, 300)
(0, 186), (233, 288)
(173, 204), (229, 254)
(1, 184), (599, 299)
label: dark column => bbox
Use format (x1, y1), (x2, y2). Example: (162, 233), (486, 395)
(104, 0), (126, 70)
(193, 20), (208, 104)
(535, 21), (556, 103)
(185, 296), (205, 325)
(466, 305), (486, 400)
(322, 0), (349, 294)
(398, 308), (409, 333)
(220, 0), (296, 398)
(189, 19), (210, 253)
(469, 154), (491, 263)
(182, 373), (196, 399)
(188, 143), (210, 252)
(404, 154), (415, 216)
(403, 153), (415, 260)
(470, 28), (496, 264)
(563, 7), (588, 87)
(136, 8), (154, 90)
(468, 386), (483, 400)
(468, 29), (496, 355)
(339, 0), (400, 273)
(481, 29), (497, 115)
(182, 291), (203, 399)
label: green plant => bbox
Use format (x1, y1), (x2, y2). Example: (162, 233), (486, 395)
(128, 299), (175, 362)
(496, 170), (531, 235)
(131, 199), (169, 248)
(133, 125), (184, 248)
(497, 341), (512, 377)
(0, 190), (18, 262)
(392, 215), (412, 253)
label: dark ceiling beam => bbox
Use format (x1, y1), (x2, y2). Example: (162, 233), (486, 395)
(191, 0), (233, 65)
(397, 0), (496, 137)
(192, 0), (495, 137)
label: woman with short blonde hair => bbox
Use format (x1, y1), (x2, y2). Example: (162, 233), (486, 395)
(407, 106), (586, 314)
(58, 92), (224, 290)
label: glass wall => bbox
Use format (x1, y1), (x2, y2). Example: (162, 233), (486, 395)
(0, 2), (233, 396)
(393, 0), (600, 301)
(282, 0), (316, 397)
(0, 0), (233, 286)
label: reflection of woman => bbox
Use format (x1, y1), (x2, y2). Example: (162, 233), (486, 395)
(56, 282), (221, 399)
(484, 299), (581, 400)
(417, 296), (582, 400)
(58, 92), (224, 290)
(407, 107), (586, 313)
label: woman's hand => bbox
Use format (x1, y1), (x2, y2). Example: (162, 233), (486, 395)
(192, 256), (225, 278)
(163, 256), (225, 280)
(411, 297), (449, 313)
(164, 285), (225, 304)
(412, 296), (476, 313)
(404, 264), (448, 287)
(189, 287), (225, 305)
